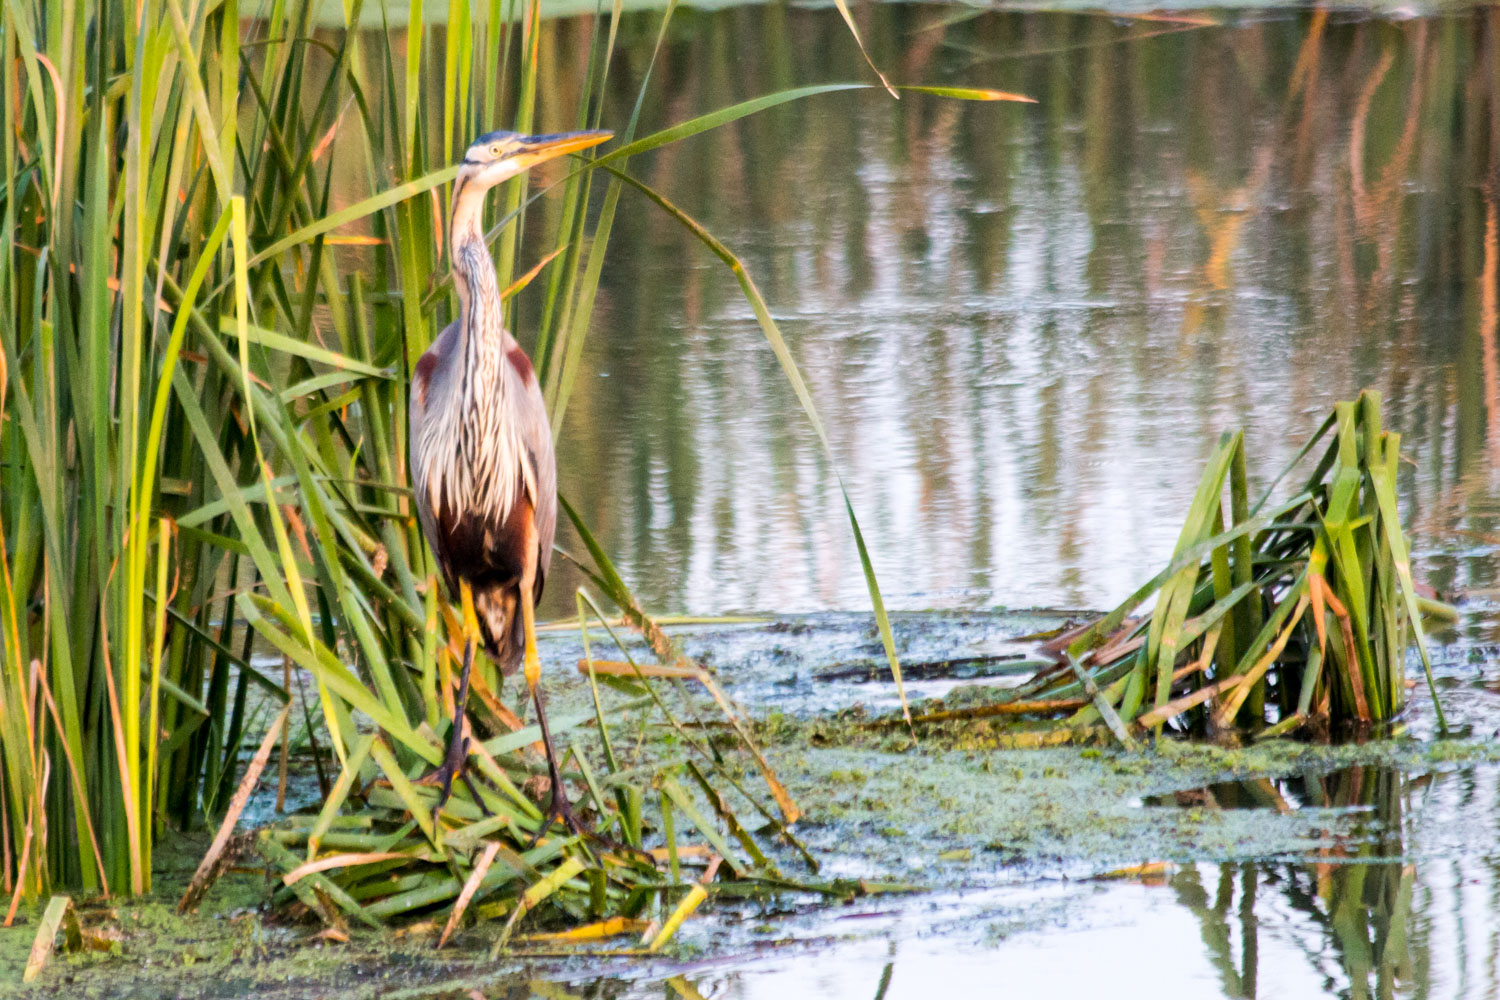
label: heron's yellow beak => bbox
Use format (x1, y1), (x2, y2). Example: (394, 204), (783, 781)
(506, 129), (613, 171)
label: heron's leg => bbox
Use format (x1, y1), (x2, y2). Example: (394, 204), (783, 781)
(418, 581), (487, 820)
(527, 682), (586, 839)
(518, 515), (588, 842)
(524, 601), (648, 857)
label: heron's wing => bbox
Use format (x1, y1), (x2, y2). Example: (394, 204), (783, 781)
(515, 362), (558, 589)
(469, 351), (553, 669)
(410, 320), (460, 589)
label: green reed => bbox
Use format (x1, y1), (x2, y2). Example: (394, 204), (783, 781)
(0, 0), (1024, 923)
(990, 391), (1447, 741)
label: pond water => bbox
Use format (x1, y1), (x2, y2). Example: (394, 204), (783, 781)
(433, 611), (1490, 1000)
(310, 6), (1500, 999)
(524, 3), (1500, 632)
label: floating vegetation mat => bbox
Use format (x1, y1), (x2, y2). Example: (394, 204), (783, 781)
(916, 391), (1451, 744)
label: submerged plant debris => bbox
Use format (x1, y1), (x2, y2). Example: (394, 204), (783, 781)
(228, 634), (834, 953)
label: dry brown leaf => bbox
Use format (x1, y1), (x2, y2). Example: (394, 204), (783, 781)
(282, 852), (416, 887)
(521, 916), (649, 943)
(576, 660), (700, 679)
(23, 896), (69, 983)
(1092, 861), (1177, 882)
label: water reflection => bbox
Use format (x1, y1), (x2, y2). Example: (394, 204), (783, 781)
(1170, 766), (1415, 999)
(490, 764), (1487, 1000)
(313, 9), (1500, 998)
(331, 8), (1500, 626)
(475, 7), (1500, 631)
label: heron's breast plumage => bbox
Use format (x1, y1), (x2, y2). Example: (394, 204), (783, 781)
(409, 236), (558, 663)
(411, 254), (534, 535)
(414, 347), (539, 556)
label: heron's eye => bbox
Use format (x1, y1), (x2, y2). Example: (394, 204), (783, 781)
(490, 144), (503, 158)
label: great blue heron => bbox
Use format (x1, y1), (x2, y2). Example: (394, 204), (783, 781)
(409, 128), (612, 834)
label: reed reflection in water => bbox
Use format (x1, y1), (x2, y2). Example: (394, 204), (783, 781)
(1169, 766), (1417, 1000)
(334, 8), (1500, 621)
(439, 7), (1500, 631)
(498, 764), (1494, 1000)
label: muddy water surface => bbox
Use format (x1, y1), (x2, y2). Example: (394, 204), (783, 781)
(7, 610), (1500, 998)
(493, 616), (1500, 1000)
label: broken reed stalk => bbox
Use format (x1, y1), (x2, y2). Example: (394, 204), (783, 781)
(936, 391), (1447, 742)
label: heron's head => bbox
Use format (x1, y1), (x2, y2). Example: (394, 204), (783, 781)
(455, 129), (613, 196)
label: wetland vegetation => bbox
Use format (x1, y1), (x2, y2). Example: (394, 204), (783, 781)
(5, 0), (1500, 997)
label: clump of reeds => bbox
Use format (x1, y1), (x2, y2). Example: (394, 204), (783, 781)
(970, 391), (1447, 742)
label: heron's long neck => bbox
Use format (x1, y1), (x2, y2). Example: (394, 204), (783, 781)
(449, 183), (509, 411)
(437, 183), (523, 521)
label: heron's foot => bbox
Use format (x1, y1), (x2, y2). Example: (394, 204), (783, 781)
(418, 634), (489, 827)
(525, 773), (651, 862)
(528, 780), (589, 845)
(416, 727), (492, 824)
(526, 740), (589, 847)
